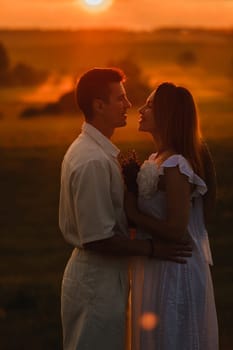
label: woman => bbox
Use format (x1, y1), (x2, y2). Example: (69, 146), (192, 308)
(125, 83), (218, 349)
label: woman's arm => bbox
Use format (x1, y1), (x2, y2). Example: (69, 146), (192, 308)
(201, 143), (217, 225)
(84, 234), (192, 263)
(125, 166), (191, 242)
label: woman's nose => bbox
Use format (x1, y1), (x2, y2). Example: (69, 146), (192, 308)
(138, 105), (145, 114)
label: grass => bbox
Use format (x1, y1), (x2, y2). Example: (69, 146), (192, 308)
(0, 139), (232, 349)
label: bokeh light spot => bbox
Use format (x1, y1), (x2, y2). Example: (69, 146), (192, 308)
(140, 312), (159, 330)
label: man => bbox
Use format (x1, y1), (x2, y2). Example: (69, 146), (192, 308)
(59, 68), (191, 350)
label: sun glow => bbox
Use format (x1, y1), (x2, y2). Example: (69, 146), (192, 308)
(79, 0), (113, 12)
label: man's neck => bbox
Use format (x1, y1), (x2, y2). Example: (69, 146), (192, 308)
(87, 121), (114, 139)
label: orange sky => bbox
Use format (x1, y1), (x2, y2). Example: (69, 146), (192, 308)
(1, 0), (233, 30)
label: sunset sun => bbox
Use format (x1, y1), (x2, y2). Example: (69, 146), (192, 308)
(79, 0), (113, 13)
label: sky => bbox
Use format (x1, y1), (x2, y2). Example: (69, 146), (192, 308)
(1, 0), (233, 30)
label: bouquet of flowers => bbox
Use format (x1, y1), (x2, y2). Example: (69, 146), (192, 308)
(119, 149), (141, 195)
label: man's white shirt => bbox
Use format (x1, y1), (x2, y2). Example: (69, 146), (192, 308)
(59, 122), (128, 247)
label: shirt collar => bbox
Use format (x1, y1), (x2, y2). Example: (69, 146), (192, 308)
(82, 122), (120, 158)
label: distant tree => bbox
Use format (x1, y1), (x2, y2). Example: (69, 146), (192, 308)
(20, 90), (76, 118)
(20, 107), (43, 118)
(0, 42), (10, 73)
(57, 90), (77, 114)
(20, 58), (151, 118)
(0, 42), (49, 87)
(11, 62), (48, 86)
(0, 42), (11, 85)
(108, 57), (151, 106)
(229, 57), (233, 78)
(176, 50), (198, 67)
(228, 56), (233, 97)
(20, 104), (61, 118)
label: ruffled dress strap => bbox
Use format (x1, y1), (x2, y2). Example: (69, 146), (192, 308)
(159, 154), (207, 198)
(148, 152), (158, 161)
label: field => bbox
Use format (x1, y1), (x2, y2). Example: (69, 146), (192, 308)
(0, 29), (233, 349)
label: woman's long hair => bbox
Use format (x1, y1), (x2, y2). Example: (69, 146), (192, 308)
(152, 82), (204, 177)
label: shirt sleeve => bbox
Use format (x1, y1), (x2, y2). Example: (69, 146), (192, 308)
(71, 159), (116, 245)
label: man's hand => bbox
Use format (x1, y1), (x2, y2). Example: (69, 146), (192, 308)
(152, 238), (192, 264)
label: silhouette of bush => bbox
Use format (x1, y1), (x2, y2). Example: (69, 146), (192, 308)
(176, 50), (198, 67)
(0, 41), (49, 87)
(20, 90), (77, 118)
(108, 57), (151, 106)
(21, 103), (60, 118)
(21, 58), (151, 117)
(0, 42), (10, 73)
(11, 62), (48, 86)
(57, 90), (77, 113)
(20, 107), (46, 118)
(0, 70), (12, 85)
(0, 42), (11, 85)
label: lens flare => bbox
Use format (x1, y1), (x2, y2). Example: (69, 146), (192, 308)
(85, 0), (103, 4)
(79, 0), (113, 12)
(140, 312), (159, 331)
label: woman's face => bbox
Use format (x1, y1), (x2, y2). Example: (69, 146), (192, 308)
(138, 91), (156, 134)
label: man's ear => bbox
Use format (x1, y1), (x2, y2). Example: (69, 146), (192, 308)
(93, 98), (105, 114)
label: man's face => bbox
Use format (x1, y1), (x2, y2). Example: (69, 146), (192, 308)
(101, 82), (132, 129)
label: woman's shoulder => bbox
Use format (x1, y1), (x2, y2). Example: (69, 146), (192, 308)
(160, 153), (191, 170)
(149, 150), (180, 163)
(157, 153), (207, 197)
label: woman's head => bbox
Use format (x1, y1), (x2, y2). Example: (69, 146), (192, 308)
(152, 83), (200, 150)
(139, 82), (203, 175)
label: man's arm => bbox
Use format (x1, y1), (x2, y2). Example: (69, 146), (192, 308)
(74, 159), (192, 263)
(84, 235), (192, 264)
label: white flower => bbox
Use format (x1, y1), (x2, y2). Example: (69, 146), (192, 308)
(137, 160), (159, 198)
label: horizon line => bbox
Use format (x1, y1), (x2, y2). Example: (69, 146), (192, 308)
(0, 26), (233, 32)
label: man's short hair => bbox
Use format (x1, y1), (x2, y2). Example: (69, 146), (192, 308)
(75, 67), (125, 120)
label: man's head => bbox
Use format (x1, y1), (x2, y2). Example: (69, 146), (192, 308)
(75, 68), (131, 134)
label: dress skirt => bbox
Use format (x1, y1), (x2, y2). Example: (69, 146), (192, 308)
(131, 247), (218, 350)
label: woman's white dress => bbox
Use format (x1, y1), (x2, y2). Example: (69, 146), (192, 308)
(131, 154), (218, 350)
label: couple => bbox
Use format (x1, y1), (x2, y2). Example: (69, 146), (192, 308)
(59, 68), (218, 349)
